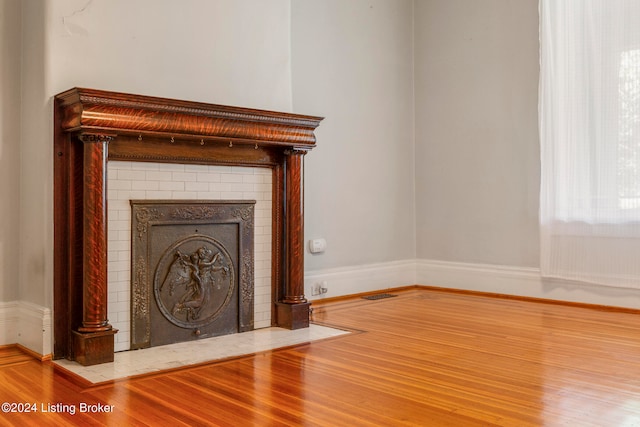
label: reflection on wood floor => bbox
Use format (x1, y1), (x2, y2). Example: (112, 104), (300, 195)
(2, 287), (640, 426)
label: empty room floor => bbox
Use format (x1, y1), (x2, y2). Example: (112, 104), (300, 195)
(1, 287), (640, 426)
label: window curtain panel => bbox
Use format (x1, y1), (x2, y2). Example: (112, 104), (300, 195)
(539, 0), (640, 288)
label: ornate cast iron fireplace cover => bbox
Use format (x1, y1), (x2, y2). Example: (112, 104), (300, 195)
(130, 200), (255, 349)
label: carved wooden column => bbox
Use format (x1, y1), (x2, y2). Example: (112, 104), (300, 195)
(276, 148), (311, 329)
(72, 134), (117, 365)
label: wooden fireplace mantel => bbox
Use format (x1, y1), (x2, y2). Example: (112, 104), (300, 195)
(53, 88), (323, 365)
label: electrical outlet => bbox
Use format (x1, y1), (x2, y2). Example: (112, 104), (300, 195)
(320, 281), (328, 294)
(311, 282), (328, 296)
(309, 238), (327, 254)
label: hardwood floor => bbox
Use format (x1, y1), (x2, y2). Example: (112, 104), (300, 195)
(2, 288), (640, 426)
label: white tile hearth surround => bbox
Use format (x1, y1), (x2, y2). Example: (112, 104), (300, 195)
(55, 325), (349, 384)
(107, 161), (273, 352)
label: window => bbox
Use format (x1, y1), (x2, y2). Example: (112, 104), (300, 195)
(619, 49), (640, 211)
(539, 0), (640, 288)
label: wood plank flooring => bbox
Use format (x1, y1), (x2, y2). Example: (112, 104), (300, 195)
(1, 288), (640, 426)
(0, 347), (34, 368)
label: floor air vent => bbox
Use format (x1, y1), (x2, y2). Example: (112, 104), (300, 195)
(362, 293), (398, 300)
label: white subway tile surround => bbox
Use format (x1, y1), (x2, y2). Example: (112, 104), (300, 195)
(107, 161), (273, 352)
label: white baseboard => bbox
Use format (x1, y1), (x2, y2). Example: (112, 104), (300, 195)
(0, 301), (19, 345)
(17, 301), (52, 357)
(416, 259), (640, 310)
(305, 258), (640, 310)
(305, 259), (417, 300)
(416, 259), (541, 295)
(0, 300), (52, 357)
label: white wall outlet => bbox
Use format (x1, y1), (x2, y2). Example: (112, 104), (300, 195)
(311, 282), (321, 296)
(309, 238), (327, 254)
(311, 281), (328, 296)
(320, 281), (328, 294)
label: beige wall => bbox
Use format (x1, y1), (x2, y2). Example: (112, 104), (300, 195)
(414, 0), (540, 267)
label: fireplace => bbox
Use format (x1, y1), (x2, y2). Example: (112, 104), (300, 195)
(53, 88), (323, 365)
(107, 162), (273, 352)
(130, 200), (255, 349)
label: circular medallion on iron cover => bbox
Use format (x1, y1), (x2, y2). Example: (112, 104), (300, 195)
(154, 234), (235, 329)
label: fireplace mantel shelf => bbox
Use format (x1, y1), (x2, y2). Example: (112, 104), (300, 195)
(54, 88), (323, 365)
(57, 88), (321, 150)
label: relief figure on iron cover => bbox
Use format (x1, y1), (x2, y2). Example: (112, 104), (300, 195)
(162, 246), (229, 322)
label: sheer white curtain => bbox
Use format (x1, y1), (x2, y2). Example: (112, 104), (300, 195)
(540, 0), (640, 288)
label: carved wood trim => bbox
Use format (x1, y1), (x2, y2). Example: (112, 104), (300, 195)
(56, 88), (321, 147)
(53, 88), (322, 364)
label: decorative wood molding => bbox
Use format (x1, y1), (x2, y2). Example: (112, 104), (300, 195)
(53, 88), (323, 365)
(56, 88), (321, 147)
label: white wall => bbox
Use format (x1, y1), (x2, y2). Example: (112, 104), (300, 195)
(413, 0), (640, 310)
(0, 0), (21, 303)
(14, 0), (293, 353)
(414, 0), (541, 268)
(292, 0), (416, 277)
(45, 0), (293, 111)
(20, 0), (49, 308)
(0, 0), (22, 345)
